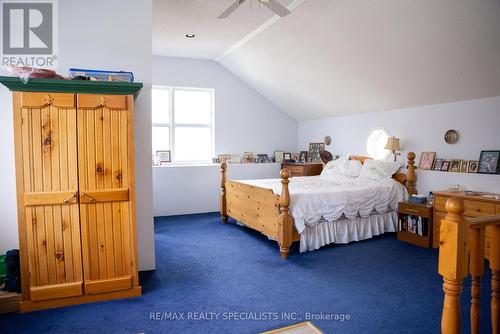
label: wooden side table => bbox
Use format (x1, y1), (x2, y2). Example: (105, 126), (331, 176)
(397, 202), (433, 248)
(280, 162), (323, 177)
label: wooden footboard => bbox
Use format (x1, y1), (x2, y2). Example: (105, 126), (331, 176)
(220, 163), (298, 259)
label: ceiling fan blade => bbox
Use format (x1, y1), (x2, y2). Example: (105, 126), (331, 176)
(217, 0), (246, 19)
(261, 0), (291, 17)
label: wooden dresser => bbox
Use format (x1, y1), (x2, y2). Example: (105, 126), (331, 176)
(433, 190), (500, 259)
(280, 162), (323, 177)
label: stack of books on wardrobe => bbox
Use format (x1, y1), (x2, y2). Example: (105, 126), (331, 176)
(399, 215), (428, 236)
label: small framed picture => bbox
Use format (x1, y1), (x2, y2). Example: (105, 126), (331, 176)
(257, 154), (269, 163)
(308, 143), (325, 163)
(243, 152), (254, 163)
(460, 160), (469, 173)
(419, 152), (436, 170)
(449, 160), (461, 172)
(441, 160), (451, 171)
(291, 153), (300, 161)
(218, 154), (231, 164)
(283, 153), (292, 161)
(156, 150), (171, 163)
(478, 150), (500, 174)
(433, 159), (444, 171)
(230, 155), (241, 164)
(468, 160), (479, 173)
(299, 151), (308, 163)
(274, 151), (284, 163)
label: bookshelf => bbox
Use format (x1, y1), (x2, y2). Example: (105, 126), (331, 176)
(397, 202), (433, 248)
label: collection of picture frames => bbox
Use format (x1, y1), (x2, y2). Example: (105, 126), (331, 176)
(217, 149), (317, 164)
(155, 150), (171, 165)
(418, 150), (500, 174)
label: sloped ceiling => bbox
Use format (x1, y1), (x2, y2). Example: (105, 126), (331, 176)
(216, 0), (500, 120)
(153, 0), (500, 121)
(153, 0), (294, 59)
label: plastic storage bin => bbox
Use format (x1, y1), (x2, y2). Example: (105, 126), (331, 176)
(69, 68), (134, 82)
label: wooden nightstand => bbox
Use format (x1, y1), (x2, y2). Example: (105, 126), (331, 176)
(280, 162), (323, 177)
(397, 202), (433, 248)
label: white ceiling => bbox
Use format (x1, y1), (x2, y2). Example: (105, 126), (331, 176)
(153, 0), (294, 59)
(154, 0), (500, 121)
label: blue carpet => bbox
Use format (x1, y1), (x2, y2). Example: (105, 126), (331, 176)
(0, 212), (493, 333)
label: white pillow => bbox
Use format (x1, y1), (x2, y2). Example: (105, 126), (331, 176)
(341, 160), (363, 177)
(359, 160), (401, 180)
(321, 155), (349, 176)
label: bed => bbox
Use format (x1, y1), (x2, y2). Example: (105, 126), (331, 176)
(220, 152), (417, 259)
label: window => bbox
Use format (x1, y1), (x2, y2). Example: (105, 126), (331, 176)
(152, 86), (215, 164)
(367, 128), (390, 160)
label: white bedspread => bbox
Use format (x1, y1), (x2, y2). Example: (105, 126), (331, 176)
(238, 174), (408, 234)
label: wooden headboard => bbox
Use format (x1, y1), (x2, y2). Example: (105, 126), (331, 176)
(349, 153), (417, 195)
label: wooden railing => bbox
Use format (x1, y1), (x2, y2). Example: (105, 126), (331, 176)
(438, 197), (500, 333)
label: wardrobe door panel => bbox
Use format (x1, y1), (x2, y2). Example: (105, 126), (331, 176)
(16, 92), (83, 301)
(77, 94), (137, 295)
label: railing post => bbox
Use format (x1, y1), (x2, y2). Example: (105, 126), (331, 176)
(469, 227), (485, 334)
(491, 224), (500, 333)
(220, 162), (228, 223)
(438, 198), (469, 334)
(278, 169), (292, 259)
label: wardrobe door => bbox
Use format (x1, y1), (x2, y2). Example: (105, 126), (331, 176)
(13, 92), (83, 301)
(77, 94), (138, 295)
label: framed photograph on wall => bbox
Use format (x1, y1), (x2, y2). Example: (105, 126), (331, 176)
(478, 150), (500, 174)
(433, 159), (444, 171)
(156, 150), (171, 163)
(468, 160), (479, 173)
(308, 143), (325, 163)
(460, 160), (469, 173)
(419, 152), (436, 170)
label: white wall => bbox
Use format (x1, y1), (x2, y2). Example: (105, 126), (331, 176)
(154, 163), (282, 216)
(298, 96), (500, 195)
(0, 0), (155, 271)
(152, 56), (297, 216)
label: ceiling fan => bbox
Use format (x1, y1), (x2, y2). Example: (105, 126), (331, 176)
(218, 0), (291, 19)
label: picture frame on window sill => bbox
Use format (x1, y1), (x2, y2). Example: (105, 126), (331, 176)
(274, 151), (284, 163)
(156, 150), (171, 163)
(449, 160), (461, 173)
(243, 152), (254, 163)
(418, 152), (436, 170)
(218, 154), (231, 164)
(433, 159), (444, 171)
(299, 151), (308, 163)
(441, 160), (451, 172)
(468, 160), (479, 173)
(478, 150), (500, 174)
(460, 160), (469, 173)
(283, 153), (292, 161)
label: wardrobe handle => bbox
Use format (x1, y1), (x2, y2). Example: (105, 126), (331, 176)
(80, 193), (96, 202)
(63, 192), (78, 203)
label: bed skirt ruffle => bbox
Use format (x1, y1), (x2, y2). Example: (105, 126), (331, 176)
(299, 211), (398, 253)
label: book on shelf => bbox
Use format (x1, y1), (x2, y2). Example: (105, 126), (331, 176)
(398, 215), (428, 236)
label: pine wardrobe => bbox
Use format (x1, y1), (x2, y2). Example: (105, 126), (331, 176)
(0, 77), (143, 312)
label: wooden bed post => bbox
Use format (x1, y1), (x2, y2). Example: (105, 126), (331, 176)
(438, 198), (469, 334)
(220, 162), (228, 223)
(406, 152), (417, 195)
(278, 169), (293, 259)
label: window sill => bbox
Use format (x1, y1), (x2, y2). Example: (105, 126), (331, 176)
(153, 162), (281, 168)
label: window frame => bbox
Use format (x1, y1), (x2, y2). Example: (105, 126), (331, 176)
(152, 85), (215, 165)
(366, 127), (391, 160)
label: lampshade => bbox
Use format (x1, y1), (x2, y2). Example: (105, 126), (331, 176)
(385, 137), (400, 151)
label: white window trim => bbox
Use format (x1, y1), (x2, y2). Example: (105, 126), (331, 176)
(152, 85), (215, 165)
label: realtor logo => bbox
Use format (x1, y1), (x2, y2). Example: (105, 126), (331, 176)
(1, 0), (58, 68)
